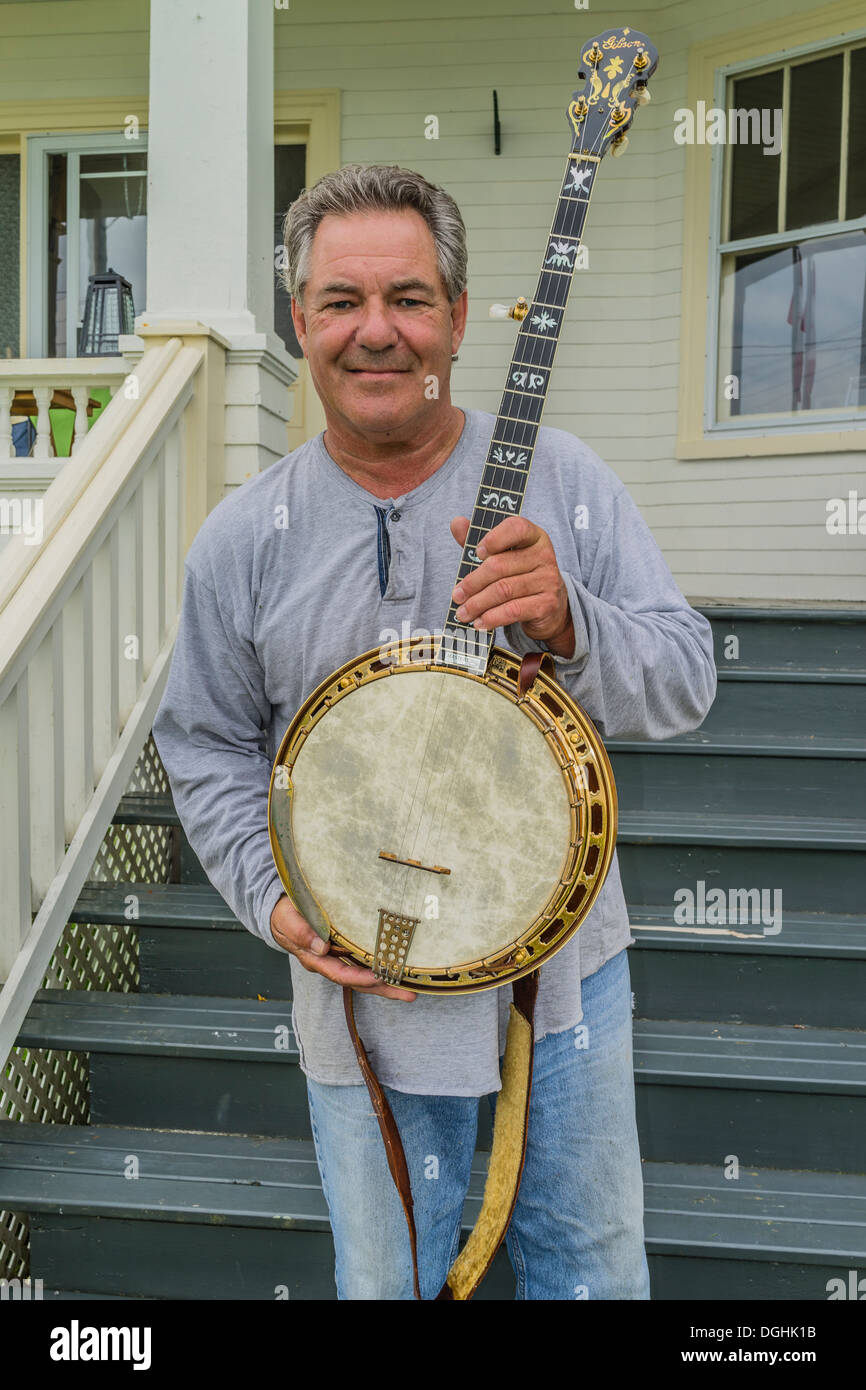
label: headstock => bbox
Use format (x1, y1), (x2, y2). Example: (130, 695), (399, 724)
(567, 27), (659, 159)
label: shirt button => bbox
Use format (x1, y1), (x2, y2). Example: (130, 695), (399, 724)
(390, 510), (401, 522)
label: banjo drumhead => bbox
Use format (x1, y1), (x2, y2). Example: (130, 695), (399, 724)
(283, 667), (573, 971)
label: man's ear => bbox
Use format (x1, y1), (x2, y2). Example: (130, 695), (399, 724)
(290, 296), (308, 356)
(450, 288), (469, 356)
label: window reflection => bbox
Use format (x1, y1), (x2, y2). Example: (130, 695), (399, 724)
(719, 230), (866, 417)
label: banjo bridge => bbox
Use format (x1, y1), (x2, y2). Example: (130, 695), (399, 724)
(374, 908), (421, 984)
(378, 851), (451, 875)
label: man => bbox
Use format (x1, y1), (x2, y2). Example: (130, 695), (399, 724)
(153, 163), (716, 1301)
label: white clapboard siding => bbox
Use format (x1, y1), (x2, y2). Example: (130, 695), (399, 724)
(0, 0), (862, 600)
(273, 0), (864, 601)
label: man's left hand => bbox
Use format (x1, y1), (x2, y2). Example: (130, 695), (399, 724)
(449, 515), (575, 658)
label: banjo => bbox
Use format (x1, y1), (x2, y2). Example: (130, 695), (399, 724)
(269, 26), (658, 1299)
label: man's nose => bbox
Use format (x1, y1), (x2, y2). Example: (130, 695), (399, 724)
(355, 299), (399, 350)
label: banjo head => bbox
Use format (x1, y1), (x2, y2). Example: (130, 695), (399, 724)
(268, 637), (616, 994)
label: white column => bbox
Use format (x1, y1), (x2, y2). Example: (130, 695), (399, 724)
(144, 0), (295, 484)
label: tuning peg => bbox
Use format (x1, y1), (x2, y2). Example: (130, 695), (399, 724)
(610, 133), (629, 158)
(489, 296), (530, 321)
(634, 84), (651, 107)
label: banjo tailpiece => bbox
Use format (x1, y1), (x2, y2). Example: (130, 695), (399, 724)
(268, 24), (658, 1299)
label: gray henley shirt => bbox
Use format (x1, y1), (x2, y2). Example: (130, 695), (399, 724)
(152, 406), (716, 1095)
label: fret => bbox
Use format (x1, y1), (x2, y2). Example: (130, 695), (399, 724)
(438, 133), (601, 672)
(481, 464), (530, 486)
(518, 329), (562, 343)
(510, 344), (557, 373)
(497, 391), (544, 417)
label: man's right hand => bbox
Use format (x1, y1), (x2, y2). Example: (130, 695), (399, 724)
(270, 893), (416, 1002)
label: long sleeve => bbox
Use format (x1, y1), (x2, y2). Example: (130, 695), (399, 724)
(152, 563), (287, 953)
(503, 485), (717, 740)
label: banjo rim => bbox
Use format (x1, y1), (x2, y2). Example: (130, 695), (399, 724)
(268, 636), (617, 994)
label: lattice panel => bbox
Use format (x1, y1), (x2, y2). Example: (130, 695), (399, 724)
(0, 733), (173, 1280)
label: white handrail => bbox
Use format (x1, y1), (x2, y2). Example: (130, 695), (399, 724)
(0, 335), (210, 1064)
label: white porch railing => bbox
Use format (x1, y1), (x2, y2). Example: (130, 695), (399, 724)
(0, 359), (129, 464)
(0, 331), (216, 1064)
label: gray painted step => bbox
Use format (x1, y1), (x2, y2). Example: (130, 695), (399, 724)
(2, 1122), (863, 1300)
(72, 883), (866, 1018)
(634, 1019), (866, 1170)
(611, 747), (865, 820)
(619, 819), (864, 917)
(699, 608), (866, 672)
(16, 993), (866, 1168)
(680, 675), (866, 741)
(629, 909), (866, 1029)
(72, 881), (292, 999)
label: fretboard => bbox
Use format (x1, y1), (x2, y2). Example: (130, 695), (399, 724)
(436, 147), (600, 674)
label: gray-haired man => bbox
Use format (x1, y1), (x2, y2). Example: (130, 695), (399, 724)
(153, 163), (716, 1300)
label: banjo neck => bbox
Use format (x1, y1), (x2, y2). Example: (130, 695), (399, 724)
(435, 29), (656, 676)
(437, 148), (600, 676)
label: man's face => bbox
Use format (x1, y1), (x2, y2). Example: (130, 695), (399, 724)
(291, 208), (467, 442)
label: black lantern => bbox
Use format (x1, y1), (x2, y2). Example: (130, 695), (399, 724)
(78, 267), (135, 356)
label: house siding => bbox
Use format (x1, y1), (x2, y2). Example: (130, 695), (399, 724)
(275, 0), (865, 603)
(0, 0), (861, 601)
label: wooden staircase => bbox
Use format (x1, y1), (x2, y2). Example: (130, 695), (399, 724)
(1, 607), (864, 1300)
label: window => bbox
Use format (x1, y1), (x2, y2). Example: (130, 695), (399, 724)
(274, 142), (306, 358)
(27, 133), (147, 358)
(713, 39), (866, 428)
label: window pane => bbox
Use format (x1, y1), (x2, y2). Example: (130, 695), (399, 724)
(847, 46), (866, 220)
(274, 143), (306, 358)
(786, 52), (843, 230)
(0, 154), (21, 357)
(80, 152), (147, 174)
(47, 152), (68, 357)
(718, 229), (866, 416)
(729, 69), (783, 241)
(78, 155), (147, 343)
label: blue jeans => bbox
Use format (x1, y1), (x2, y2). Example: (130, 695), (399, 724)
(306, 947), (650, 1300)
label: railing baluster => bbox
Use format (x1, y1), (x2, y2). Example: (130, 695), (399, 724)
(70, 385), (91, 456)
(0, 678), (31, 980)
(0, 387), (13, 461)
(32, 385), (53, 462)
(28, 624), (64, 905)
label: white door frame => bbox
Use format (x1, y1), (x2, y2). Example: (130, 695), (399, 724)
(26, 130), (148, 358)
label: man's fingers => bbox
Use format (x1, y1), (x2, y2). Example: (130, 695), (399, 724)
(475, 515), (540, 556)
(270, 894), (415, 1001)
(295, 944), (416, 1000)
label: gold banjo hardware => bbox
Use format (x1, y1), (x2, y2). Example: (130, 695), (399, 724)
(268, 635), (617, 995)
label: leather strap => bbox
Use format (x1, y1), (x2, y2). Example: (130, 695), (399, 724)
(517, 649), (554, 696)
(342, 969), (539, 1301)
(343, 987), (421, 1299)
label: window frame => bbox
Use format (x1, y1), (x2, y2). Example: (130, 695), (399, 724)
(676, 0), (866, 459)
(707, 36), (866, 436)
(26, 130), (149, 359)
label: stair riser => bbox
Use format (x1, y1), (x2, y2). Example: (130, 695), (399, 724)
(702, 616), (866, 670)
(636, 1086), (866, 1172)
(29, 1212), (859, 1301)
(619, 843), (863, 917)
(90, 1055), (311, 1139)
(630, 948), (865, 1029)
(695, 677), (866, 740)
(89, 1052), (497, 1148)
(139, 926), (294, 999)
(612, 751), (862, 820)
(29, 1215), (516, 1300)
(648, 1253), (859, 1301)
